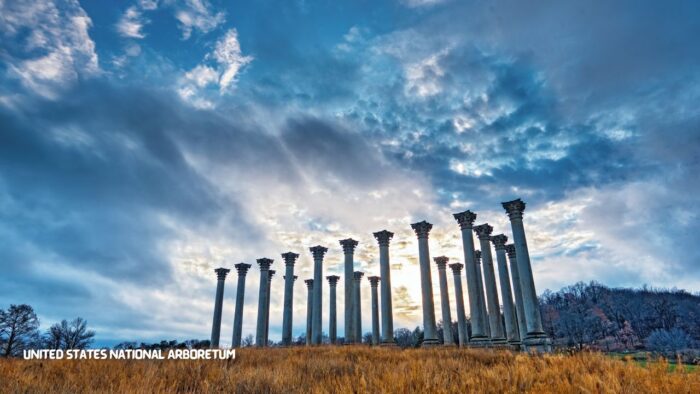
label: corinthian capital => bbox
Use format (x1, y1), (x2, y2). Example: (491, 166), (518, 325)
(473, 223), (493, 240)
(411, 220), (433, 239)
(353, 271), (365, 281)
(281, 252), (300, 266)
(505, 244), (517, 258)
(268, 270), (276, 280)
(491, 234), (508, 249)
(453, 210), (477, 230)
(304, 279), (314, 289)
(368, 276), (380, 286)
(309, 245), (328, 259)
(234, 263), (252, 275)
(339, 238), (359, 254)
(433, 256), (449, 269)
(214, 268), (230, 280)
(502, 198), (526, 220)
(326, 275), (340, 286)
(373, 230), (394, 246)
(449, 263), (463, 274)
(256, 258), (273, 271)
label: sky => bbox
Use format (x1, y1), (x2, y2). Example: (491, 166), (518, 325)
(1, 0), (699, 347)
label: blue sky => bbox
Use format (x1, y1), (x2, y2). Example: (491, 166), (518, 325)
(1, 0), (699, 346)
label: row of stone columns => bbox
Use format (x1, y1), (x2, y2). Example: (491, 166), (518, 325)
(208, 198), (549, 351)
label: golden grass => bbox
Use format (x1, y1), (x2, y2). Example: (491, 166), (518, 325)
(2, 347), (699, 393)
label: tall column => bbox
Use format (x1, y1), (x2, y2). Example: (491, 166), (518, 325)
(492, 234), (521, 348)
(452, 211), (489, 345)
(373, 230), (395, 345)
(281, 252), (299, 346)
(410, 220), (439, 346)
(255, 258), (273, 347)
(506, 244), (528, 345)
(502, 199), (551, 351)
(210, 268), (230, 348)
(339, 239), (358, 344)
(304, 279), (314, 346)
(449, 263), (468, 346)
(475, 251), (491, 338)
(434, 256), (455, 346)
(474, 224), (507, 345)
(368, 276), (381, 345)
(264, 270), (275, 346)
(310, 245), (328, 345)
(352, 271), (364, 343)
(327, 275), (340, 344)
(232, 263), (251, 348)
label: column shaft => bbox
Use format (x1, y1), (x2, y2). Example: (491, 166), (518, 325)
(373, 231), (395, 345)
(369, 277), (380, 345)
(493, 236), (520, 347)
(453, 211), (489, 344)
(475, 224), (506, 344)
(281, 253), (299, 346)
(232, 263), (251, 348)
(305, 279), (313, 346)
(435, 257), (455, 346)
(507, 244), (528, 344)
(310, 246), (328, 345)
(353, 272), (364, 343)
(475, 252), (491, 338)
(210, 268), (229, 348)
(264, 270), (274, 346)
(449, 264), (468, 346)
(503, 199), (550, 351)
(255, 259), (272, 347)
(411, 221), (438, 346)
(340, 239), (358, 344)
(327, 276), (340, 344)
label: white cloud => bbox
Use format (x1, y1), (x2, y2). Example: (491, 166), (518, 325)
(0, 0), (99, 99)
(172, 0), (225, 40)
(178, 28), (253, 106)
(117, 6), (148, 39)
(401, 0), (447, 8)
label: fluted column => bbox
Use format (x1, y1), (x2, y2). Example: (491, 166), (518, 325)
(310, 245), (328, 345)
(449, 263), (468, 346)
(339, 239), (358, 344)
(352, 271), (364, 343)
(502, 199), (550, 351)
(373, 230), (395, 345)
(452, 211), (489, 345)
(492, 234), (520, 348)
(327, 275), (340, 344)
(434, 256), (455, 346)
(281, 252), (299, 346)
(410, 220), (439, 346)
(232, 263), (251, 348)
(368, 276), (381, 345)
(474, 251), (491, 338)
(506, 244), (528, 344)
(255, 258), (273, 347)
(210, 268), (230, 348)
(264, 270), (275, 346)
(304, 279), (314, 346)
(474, 224), (506, 345)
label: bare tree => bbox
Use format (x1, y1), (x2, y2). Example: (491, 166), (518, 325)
(46, 317), (95, 350)
(0, 304), (40, 357)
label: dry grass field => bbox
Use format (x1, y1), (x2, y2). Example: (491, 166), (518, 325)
(2, 347), (699, 393)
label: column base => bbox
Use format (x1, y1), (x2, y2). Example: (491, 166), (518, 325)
(488, 337), (510, 349)
(523, 333), (552, 353)
(508, 340), (523, 351)
(467, 336), (491, 348)
(442, 342), (458, 347)
(379, 341), (398, 348)
(421, 338), (440, 348)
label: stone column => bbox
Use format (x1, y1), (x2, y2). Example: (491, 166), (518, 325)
(502, 199), (551, 351)
(492, 234), (521, 348)
(506, 244), (528, 344)
(434, 256), (455, 346)
(264, 270), (275, 346)
(352, 271), (364, 343)
(281, 252), (299, 346)
(368, 276), (381, 345)
(327, 275), (340, 344)
(474, 250), (491, 338)
(453, 211), (489, 345)
(373, 230), (395, 345)
(210, 268), (230, 348)
(449, 263), (469, 346)
(310, 245), (328, 345)
(473, 224), (507, 345)
(232, 263), (251, 348)
(255, 258), (273, 347)
(339, 239), (358, 344)
(410, 220), (439, 346)
(304, 279), (314, 346)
